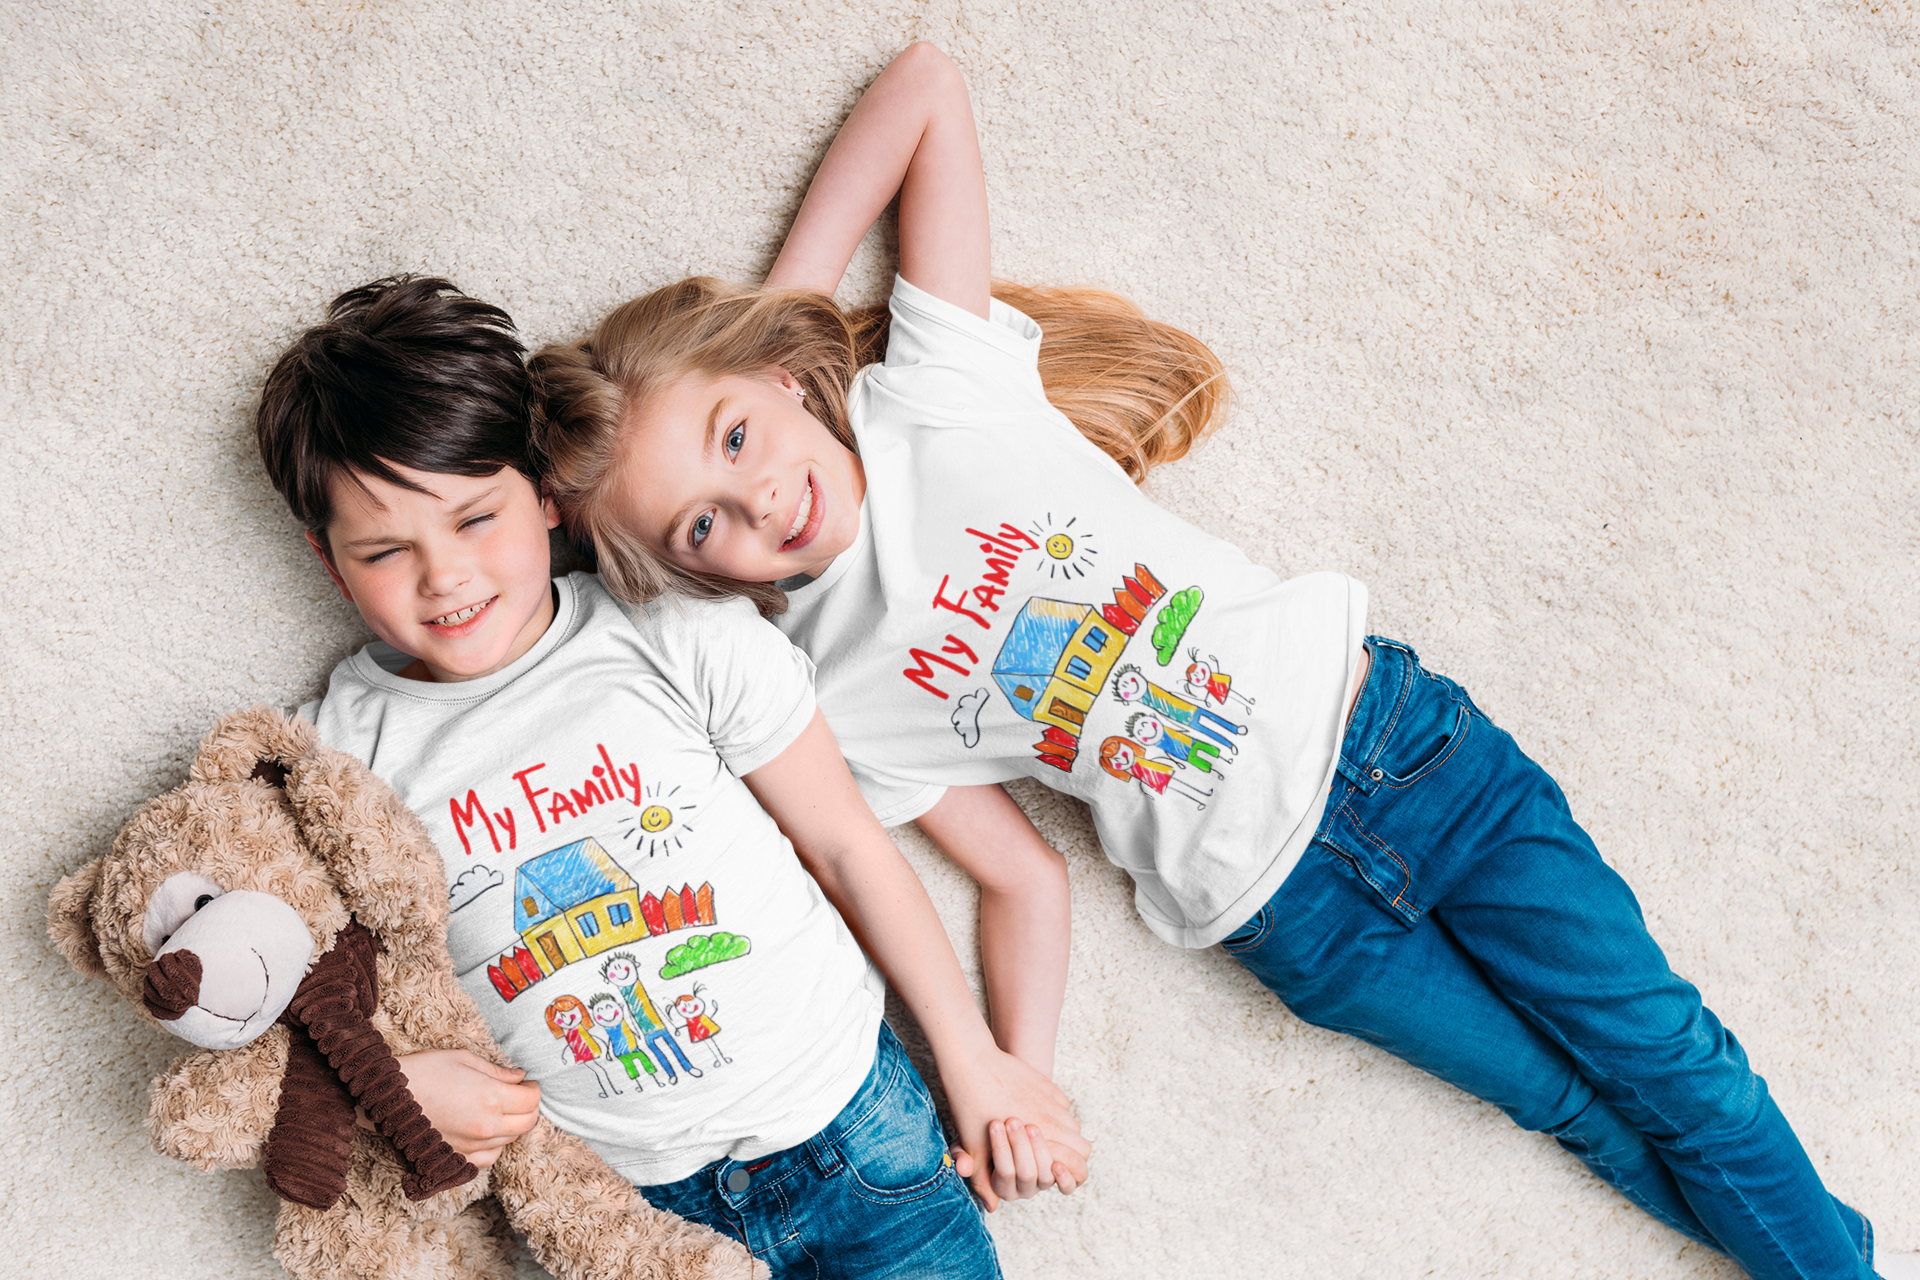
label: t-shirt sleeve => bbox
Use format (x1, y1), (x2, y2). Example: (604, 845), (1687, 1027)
(865, 274), (1053, 421)
(646, 595), (818, 778)
(846, 765), (947, 828)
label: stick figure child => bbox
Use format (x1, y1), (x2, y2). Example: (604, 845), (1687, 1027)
(545, 994), (622, 1099)
(1112, 664), (1246, 753)
(1127, 710), (1223, 774)
(1183, 648), (1255, 712)
(1098, 735), (1212, 809)
(600, 951), (702, 1083)
(587, 992), (663, 1088)
(666, 984), (732, 1068)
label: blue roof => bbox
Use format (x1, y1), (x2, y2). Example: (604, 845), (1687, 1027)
(514, 838), (630, 932)
(992, 598), (1091, 722)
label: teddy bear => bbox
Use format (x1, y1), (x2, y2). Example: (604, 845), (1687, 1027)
(47, 704), (765, 1280)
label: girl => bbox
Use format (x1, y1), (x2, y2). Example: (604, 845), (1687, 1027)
(526, 42), (1913, 1280)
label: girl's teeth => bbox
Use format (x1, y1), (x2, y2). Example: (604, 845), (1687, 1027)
(786, 482), (813, 542)
(433, 601), (487, 626)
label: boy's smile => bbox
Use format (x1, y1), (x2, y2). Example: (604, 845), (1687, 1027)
(310, 463), (560, 684)
(613, 368), (865, 584)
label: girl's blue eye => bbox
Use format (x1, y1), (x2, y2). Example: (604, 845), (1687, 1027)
(691, 513), (714, 547)
(725, 423), (746, 458)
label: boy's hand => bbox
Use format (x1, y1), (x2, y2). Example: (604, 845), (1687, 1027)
(943, 1044), (1090, 1211)
(395, 1048), (542, 1168)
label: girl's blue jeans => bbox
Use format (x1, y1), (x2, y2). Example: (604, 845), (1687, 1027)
(1224, 637), (1877, 1280)
(637, 1023), (1001, 1280)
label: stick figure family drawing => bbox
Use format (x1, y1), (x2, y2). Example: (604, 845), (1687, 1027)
(544, 955), (732, 1099)
(977, 527), (1258, 811)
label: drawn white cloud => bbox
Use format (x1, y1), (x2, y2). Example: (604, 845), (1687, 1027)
(951, 688), (992, 749)
(448, 864), (504, 912)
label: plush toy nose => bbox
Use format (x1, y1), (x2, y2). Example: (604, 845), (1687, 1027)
(143, 948), (204, 1021)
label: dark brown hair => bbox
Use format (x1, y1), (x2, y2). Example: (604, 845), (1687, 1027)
(255, 276), (534, 551)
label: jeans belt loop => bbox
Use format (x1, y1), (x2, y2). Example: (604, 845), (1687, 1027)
(806, 1131), (844, 1177)
(1336, 754), (1382, 795)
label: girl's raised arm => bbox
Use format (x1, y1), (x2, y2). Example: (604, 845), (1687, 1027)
(766, 42), (990, 318)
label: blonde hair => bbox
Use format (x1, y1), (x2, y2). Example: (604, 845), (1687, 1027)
(527, 278), (1229, 615)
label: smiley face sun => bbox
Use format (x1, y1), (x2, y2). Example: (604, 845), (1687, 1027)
(618, 782), (697, 857)
(1028, 513), (1098, 579)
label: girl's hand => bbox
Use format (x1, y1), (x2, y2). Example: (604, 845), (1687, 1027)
(395, 1048), (542, 1168)
(941, 1042), (1091, 1211)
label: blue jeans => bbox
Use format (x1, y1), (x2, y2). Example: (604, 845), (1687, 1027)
(638, 1024), (1000, 1280)
(1224, 638), (1877, 1280)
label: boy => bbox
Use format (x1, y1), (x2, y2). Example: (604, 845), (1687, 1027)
(254, 276), (1086, 1275)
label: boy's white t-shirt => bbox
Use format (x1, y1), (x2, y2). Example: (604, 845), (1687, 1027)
(776, 277), (1368, 949)
(299, 573), (884, 1185)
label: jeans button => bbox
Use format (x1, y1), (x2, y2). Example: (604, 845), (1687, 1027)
(727, 1167), (751, 1193)
(1369, 767), (1384, 781)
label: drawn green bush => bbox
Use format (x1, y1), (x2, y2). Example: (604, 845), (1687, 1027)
(658, 931), (753, 979)
(1152, 587), (1203, 664)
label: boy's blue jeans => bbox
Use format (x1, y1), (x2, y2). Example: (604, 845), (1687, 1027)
(639, 1023), (1000, 1280)
(1224, 638), (1876, 1280)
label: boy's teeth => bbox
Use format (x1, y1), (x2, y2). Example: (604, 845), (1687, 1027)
(785, 481), (812, 542)
(432, 601), (487, 626)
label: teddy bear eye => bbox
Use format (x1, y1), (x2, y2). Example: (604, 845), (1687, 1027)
(142, 871), (228, 957)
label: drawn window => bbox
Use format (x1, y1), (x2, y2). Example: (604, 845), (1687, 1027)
(1066, 655), (1093, 681)
(608, 902), (633, 928)
(1084, 627), (1108, 653)
(1015, 684), (1035, 702)
(522, 896), (538, 917)
(576, 911), (601, 939)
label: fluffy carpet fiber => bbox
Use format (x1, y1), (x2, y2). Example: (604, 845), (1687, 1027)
(4, 1), (1915, 1276)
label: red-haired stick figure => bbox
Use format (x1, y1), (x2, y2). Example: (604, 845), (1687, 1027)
(1183, 648), (1256, 713)
(546, 994), (623, 1098)
(1098, 735), (1212, 809)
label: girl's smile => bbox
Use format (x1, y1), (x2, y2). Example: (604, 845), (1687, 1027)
(614, 369), (866, 584)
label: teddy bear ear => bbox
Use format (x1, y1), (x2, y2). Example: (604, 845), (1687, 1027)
(188, 704), (319, 787)
(47, 859), (109, 982)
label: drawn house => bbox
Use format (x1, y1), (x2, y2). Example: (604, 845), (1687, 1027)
(991, 564), (1167, 774)
(487, 866), (717, 1003)
(484, 837), (647, 999)
(994, 600), (1127, 734)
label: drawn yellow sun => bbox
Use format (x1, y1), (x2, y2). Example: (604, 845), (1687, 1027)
(620, 783), (698, 858)
(1028, 513), (1098, 580)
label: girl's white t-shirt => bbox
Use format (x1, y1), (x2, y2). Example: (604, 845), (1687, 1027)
(300, 573), (884, 1185)
(776, 277), (1368, 949)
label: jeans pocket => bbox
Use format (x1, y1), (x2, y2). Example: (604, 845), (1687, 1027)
(1379, 700), (1471, 788)
(838, 1065), (952, 1204)
(1220, 903), (1274, 955)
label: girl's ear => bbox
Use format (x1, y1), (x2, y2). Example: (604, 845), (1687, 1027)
(763, 366), (806, 399)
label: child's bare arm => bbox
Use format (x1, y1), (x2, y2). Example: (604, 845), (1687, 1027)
(744, 711), (1090, 1211)
(766, 42), (990, 318)
(913, 784), (1069, 1079)
(395, 1048), (542, 1168)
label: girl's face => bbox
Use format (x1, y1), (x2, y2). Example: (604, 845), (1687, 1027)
(613, 369), (866, 583)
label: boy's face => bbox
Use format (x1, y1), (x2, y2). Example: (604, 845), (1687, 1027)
(612, 368), (866, 584)
(310, 463), (560, 684)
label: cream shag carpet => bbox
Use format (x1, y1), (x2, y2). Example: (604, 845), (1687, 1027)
(4, 2), (1915, 1277)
